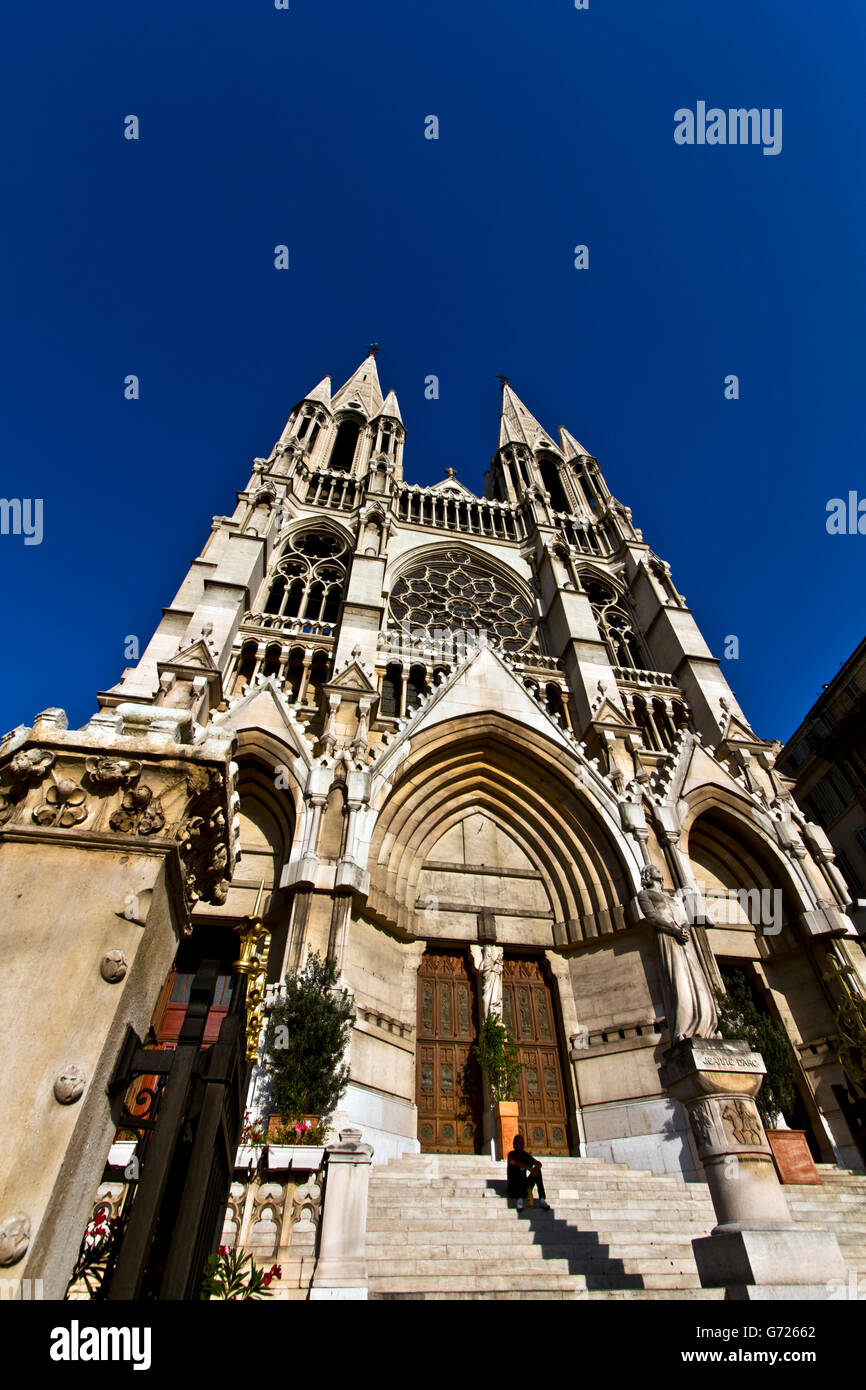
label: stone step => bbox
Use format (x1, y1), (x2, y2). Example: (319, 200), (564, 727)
(367, 1241), (698, 1263)
(367, 1272), (704, 1293)
(370, 1288), (727, 1301)
(367, 1254), (699, 1278)
(367, 1213), (711, 1233)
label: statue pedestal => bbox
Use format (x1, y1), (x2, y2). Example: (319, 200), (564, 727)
(660, 1039), (846, 1298)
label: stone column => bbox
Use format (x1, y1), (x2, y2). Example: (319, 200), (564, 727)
(309, 1128), (373, 1300)
(661, 1039), (846, 1298)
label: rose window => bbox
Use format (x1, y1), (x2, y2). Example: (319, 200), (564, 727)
(388, 550), (537, 654)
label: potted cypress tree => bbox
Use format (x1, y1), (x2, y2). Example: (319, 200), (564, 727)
(260, 952), (355, 1165)
(716, 967), (820, 1184)
(473, 1010), (523, 1160)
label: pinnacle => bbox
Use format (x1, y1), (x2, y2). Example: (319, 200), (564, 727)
(332, 353), (384, 418)
(498, 384), (557, 453)
(305, 375), (332, 408)
(376, 389), (403, 425)
(559, 426), (591, 460)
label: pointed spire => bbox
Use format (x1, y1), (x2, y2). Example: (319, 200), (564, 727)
(305, 375), (332, 409)
(375, 389), (403, 425)
(559, 426), (590, 459)
(331, 353), (384, 418)
(498, 384), (555, 452)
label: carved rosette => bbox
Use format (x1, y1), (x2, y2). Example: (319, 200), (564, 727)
(0, 748), (56, 825)
(109, 786), (165, 836)
(33, 778), (89, 828)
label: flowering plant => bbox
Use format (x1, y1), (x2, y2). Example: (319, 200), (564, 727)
(65, 1205), (122, 1299)
(269, 1117), (327, 1146)
(201, 1245), (282, 1300)
(239, 1109), (269, 1146)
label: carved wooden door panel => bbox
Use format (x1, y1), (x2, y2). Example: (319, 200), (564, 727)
(416, 951), (483, 1153)
(503, 957), (570, 1155)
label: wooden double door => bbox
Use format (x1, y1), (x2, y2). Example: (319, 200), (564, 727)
(416, 951), (483, 1152)
(502, 957), (570, 1155)
(415, 950), (570, 1155)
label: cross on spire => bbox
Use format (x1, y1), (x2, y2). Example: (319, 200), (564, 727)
(365, 342), (381, 359)
(496, 373), (510, 388)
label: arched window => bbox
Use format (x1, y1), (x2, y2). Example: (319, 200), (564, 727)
(538, 456), (569, 514)
(262, 643), (281, 679)
(583, 578), (648, 671)
(407, 664), (427, 708)
(546, 683), (565, 720)
(265, 575), (286, 615)
(232, 640), (258, 696)
(286, 648), (305, 702)
(309, 650), (330, 701)
(260, 531), (349, 630)
(380, 663), (402, 718)
(330, 419), (361, 473)
(296, 412), (311, 441)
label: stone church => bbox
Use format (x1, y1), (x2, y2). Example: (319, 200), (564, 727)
(2, 350), (865, 1298)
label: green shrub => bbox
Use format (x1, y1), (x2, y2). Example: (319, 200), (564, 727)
(716, 967), (797, 1126)
(262, 952), (354, 1124)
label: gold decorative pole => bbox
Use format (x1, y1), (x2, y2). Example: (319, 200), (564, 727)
(233, 881), (271, 1063)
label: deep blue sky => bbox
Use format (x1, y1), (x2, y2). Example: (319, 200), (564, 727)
(1, 1), (863, 742)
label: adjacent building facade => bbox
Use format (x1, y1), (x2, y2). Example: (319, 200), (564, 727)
(3, 351), (866, 1295)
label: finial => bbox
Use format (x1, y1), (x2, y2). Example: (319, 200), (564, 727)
(444, 467), (456, 480)
(365, 342), (381, 359)
(496, 373), (510, 388)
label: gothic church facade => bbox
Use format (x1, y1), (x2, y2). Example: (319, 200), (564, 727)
(2, 351), (864, 1290)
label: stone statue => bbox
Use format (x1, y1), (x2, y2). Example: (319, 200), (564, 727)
(638, 865), (719, 1043)
(479, 945), (504, 1018)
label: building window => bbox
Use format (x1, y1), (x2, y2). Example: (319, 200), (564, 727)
(330, 419), (361, 473)
(261, 530), (348, 629)
(582, 578), (648, 671)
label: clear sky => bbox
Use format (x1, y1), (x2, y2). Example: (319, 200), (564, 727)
(1, 0), (863, 742)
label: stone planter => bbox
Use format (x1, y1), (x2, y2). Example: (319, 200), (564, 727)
(494, 1101), (520, 1161)
(234, 1145), (265, 1170)
(267, 1113), (322, 1140)
(266, 1145), (325, 1171)
(767, 1128), (822, 1185)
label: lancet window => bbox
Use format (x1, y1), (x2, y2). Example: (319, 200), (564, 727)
(582, 577), (649, 671)
(262, 529), (348, 628)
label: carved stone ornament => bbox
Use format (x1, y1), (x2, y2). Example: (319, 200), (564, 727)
(32, 778), (89, 828)
(85, 755), (142, 790)
(179, 808), (230, 909)
(53, 1063), (87, 1105)
(109, 785), (165, 836)
(0, 1213), (30, 1266)
(100, 950), (128, 983)
(9, 748), (55, 784)
(721, 1097), (763, 1147)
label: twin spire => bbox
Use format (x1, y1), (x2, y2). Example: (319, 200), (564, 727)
(499, 382), (590, 460)
(295, 353), (586, 458)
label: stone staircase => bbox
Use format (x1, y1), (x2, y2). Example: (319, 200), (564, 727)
(365, 1153), (866, 1300)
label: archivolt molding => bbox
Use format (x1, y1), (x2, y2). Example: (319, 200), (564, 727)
(682, 786), (817, 917)
(363, 713), (641, 943)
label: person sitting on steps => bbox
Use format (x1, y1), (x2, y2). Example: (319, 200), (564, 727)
(507, 1133), (550, 1211)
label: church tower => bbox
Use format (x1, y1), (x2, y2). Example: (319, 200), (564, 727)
(2, 350), (864, 1296)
